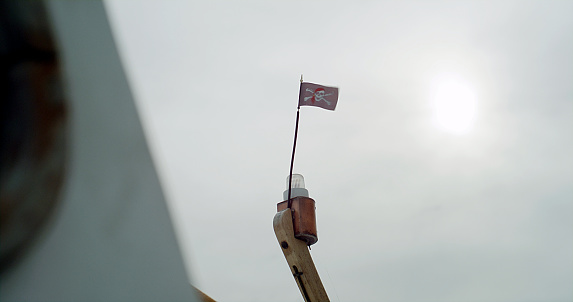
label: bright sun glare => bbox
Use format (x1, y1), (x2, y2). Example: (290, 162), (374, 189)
(431, 74), (477, 135)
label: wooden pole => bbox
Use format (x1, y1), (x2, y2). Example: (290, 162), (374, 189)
(273, 209), (330, 302)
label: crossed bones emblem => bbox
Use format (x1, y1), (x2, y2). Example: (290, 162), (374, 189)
(304, 88), (332, 105)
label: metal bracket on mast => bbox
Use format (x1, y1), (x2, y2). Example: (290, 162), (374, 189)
(273, 209), (330, 302)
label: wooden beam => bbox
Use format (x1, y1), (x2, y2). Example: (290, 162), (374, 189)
(274, 209), (330, 302)
(192, 286), (216, 302)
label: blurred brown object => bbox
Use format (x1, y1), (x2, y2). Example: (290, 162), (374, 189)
(193, 286), (216, 302)
(0, 1), (68, 274)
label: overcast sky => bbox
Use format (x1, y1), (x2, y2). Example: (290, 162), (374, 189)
(104, 1), (572, 301)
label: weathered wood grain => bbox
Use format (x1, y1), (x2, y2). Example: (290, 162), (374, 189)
(274, 209), (330, 302)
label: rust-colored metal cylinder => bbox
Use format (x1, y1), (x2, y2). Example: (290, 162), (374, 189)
(277, 196), (318, 246)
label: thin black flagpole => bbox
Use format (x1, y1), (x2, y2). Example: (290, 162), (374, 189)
(288, 75), (303, 209)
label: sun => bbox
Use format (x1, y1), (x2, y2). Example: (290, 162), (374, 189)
(430, 74), (477, 135)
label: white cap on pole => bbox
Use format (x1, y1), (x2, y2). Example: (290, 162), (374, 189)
(283, 173), (309, 200)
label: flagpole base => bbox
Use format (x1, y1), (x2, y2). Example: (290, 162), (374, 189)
(277, 196), (317, 246)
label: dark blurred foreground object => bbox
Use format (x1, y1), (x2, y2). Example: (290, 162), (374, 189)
(0, 2), (212, 301)
(0, 0), (67, 275)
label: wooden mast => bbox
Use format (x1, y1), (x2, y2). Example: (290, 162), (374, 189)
(274, 208), (329, 302)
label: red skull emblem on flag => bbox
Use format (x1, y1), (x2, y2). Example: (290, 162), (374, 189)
(305, 88), (332, 105)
